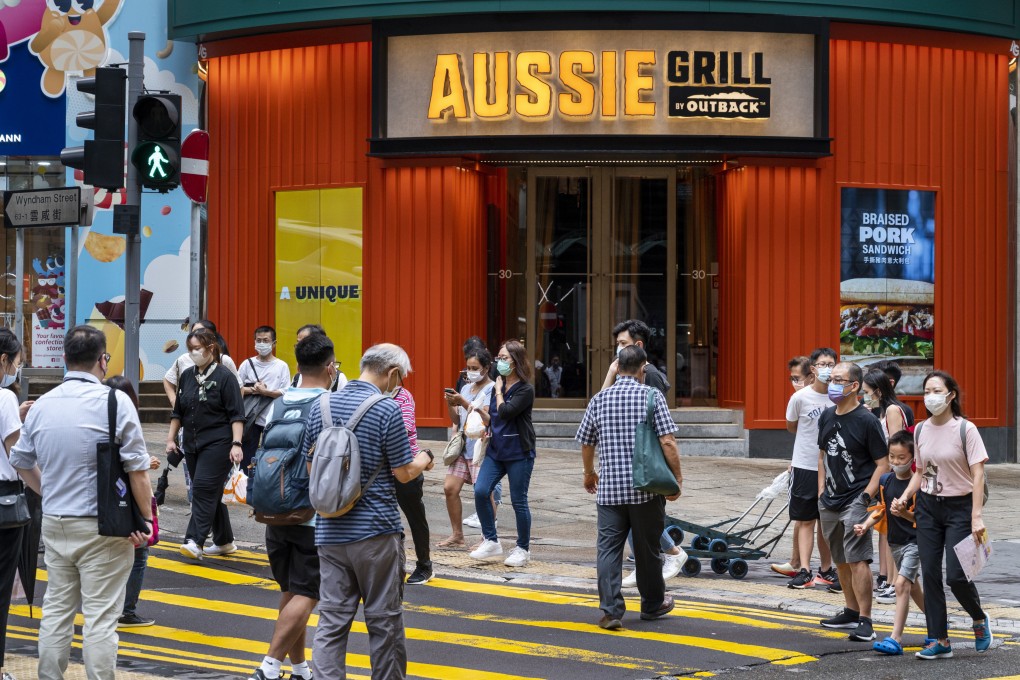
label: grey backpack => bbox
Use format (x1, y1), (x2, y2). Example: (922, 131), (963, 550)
(308, 392), (388, 518)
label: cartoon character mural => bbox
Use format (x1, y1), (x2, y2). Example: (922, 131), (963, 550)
(29, 0), (122, 96)
(30, 256), (65, 329)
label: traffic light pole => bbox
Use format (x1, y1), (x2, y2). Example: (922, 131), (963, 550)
(124, 31), (144, 392)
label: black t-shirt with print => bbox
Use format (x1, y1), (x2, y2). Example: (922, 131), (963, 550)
(817, 404), (888, 511)
(880, 472), (917, 546)
(644, 364), (671, 395)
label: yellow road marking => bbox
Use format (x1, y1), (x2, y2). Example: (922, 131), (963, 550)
(6, 626), (374, 679)
(146, 555), (278, 588)
(405, 603), (813, 665)
(151, 542), (269, 566)
(8, 614), (542, 680)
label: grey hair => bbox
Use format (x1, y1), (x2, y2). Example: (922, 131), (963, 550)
(360, 343), (412, 378)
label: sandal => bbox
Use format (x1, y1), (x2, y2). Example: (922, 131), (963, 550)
(873, 636), (903, 655)
(437, 536), (466, 548)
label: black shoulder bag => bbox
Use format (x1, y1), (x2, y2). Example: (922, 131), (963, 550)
(243, 359), (276, 439)
(96, 388), (147, 537)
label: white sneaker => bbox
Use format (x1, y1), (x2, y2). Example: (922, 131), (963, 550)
(504, 546), (531, 567)
(203, 543), (237, 556)
(622, 571), (638, 587)
(463, 513), (481, 528)
(179, 540), (202, 560)
(662, 550), (686, 580)
(469, 539), (503, 560)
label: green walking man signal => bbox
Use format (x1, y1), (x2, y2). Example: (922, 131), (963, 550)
(131, 93), (182, 191)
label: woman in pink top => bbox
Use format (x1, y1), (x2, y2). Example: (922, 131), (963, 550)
(892, 371), (991, 659)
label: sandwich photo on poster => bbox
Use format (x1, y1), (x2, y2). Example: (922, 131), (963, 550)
(840, 188), (935, 394)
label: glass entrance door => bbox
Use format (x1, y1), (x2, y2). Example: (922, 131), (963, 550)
(527, 168), (676, 407)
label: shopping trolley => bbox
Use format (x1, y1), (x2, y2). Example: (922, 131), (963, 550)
(663, 470), (793, 579)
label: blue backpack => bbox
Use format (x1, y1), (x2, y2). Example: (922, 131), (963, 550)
(246, 393), (320, 524)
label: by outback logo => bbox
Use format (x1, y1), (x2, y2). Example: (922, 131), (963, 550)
(666, 50), (771, 120)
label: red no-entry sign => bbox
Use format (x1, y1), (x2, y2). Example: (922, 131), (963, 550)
(180, 130), (209, 204)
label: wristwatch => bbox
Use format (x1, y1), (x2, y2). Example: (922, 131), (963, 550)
(231, 440), (243, 447)
(860, 491), (872, 505)
(423, 449), (434, 462)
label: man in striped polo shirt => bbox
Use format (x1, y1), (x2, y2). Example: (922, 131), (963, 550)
(302, 343), (435, 679)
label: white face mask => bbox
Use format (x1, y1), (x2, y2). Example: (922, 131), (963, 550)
(255, 342), (273, 357)
(924, 392), (951, 416)
(863, 393), (879, 409)
(815, 366), (833, 384)
(190, 349), (210, 367)
(465, 370), (483, 383)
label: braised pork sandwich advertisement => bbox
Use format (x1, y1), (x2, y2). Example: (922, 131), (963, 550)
(840, 188), (935, 394)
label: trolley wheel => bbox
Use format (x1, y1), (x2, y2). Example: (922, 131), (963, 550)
(710, 558), (730, 574)
(728, 559), (749, 579)
(691, 535), (710, 551)
(681, 557), (702, 577)
(666, 525), (685, 546)
(709, 538), (729, 553)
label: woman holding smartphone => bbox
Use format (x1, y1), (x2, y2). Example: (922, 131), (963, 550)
(440, 347), (496, 548)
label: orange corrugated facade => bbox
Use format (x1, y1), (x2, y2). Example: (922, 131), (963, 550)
(719, 26), (1011, 430)
(206, 41), (487, 428)
(205, 24), (1011, 432)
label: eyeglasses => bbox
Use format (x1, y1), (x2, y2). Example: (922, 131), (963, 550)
(496, 356), (511, 362)
(101, 353), (111, 364)
(830, 378), (854, 386)
(789, 377), (805, 384)
(813, 362), (835, 369)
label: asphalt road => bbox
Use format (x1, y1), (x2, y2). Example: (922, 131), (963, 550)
(7, 544), (1020, 680)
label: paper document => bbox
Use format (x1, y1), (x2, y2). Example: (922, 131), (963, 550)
(953, 532), (992, 582)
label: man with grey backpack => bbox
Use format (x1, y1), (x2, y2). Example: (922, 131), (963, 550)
(302, 343), (435, 680)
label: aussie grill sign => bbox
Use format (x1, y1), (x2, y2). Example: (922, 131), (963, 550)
(383, 30), (817, 139)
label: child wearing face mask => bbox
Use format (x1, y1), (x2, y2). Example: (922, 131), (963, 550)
(853, 430), (927, 656)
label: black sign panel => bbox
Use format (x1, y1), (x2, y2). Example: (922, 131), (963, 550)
(667, 87), (770, 119)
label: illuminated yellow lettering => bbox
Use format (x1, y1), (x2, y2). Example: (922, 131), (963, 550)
(558, 51), (596, 117)
(428, 54), (468, 120)
(601, 51), (617, 117)
(473, 52), (510, 118)
(515, 51), (552, 118)
(624, 50), (655, 116)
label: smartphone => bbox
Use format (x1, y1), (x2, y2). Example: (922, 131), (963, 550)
(444, 388), (457, 394)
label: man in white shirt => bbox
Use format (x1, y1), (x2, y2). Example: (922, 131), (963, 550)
(782, 347), (838, 590)
(12, 325), (152, 680)
(239, 325), (292, 471)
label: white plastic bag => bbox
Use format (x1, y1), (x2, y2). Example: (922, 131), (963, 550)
(222, 464), (247, 505)
(757, 470), (791, 500)
(464, 409), (486, 439)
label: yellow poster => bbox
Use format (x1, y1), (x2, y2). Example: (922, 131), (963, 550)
(275, 188), (363, 377)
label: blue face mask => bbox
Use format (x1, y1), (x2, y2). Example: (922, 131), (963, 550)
(827, 382), (847, 404)
(496, 359), (512, 377)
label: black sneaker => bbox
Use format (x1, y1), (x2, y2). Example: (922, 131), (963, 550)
(873, 576), (887, 593)
(827, 579), (843, 594)
(820, 608), (860, 629)
(249, 670), (267, 680)
(117, 613), (154, 628)
(406, 566), (433, 585)
(787, 569), (814, 589)
(849, 617), (876, 641)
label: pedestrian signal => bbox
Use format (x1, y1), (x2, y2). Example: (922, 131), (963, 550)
(60, 67), (127, 191)
(131, 93), (181, 191)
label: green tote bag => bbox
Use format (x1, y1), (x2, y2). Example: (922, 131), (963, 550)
(632, 388), (680, 496)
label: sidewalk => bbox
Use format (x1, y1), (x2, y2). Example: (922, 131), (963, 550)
(141, 423), (1020, 636)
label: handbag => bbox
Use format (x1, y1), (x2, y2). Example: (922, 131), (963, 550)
(473, 434), (489, 468)
(97, 388), (148, 537)
(0, 480), (30, 529)
(632, 388), (681, 496)
(443, 431), (465, 466)
(243, 359), (276, 439)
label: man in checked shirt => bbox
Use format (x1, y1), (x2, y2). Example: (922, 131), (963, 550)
(576, 344), (683, 631)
